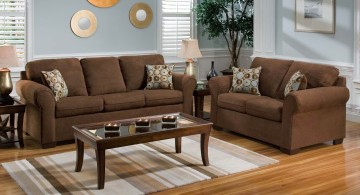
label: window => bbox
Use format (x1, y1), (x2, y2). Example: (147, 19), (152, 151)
(160, 0), (193, 59)
(0, 0), (26, 63)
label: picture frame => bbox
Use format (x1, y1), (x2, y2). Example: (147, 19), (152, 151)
(295, 0), (336, 34)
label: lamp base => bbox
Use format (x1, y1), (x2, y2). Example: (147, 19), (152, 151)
(184, 61), (196, 77)
(0, 95), (14, 105)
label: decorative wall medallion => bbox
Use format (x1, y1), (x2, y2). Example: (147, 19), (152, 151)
(129, 3), (153, 29)
(88, 0), (119, 8)
(71, 10), (97, 38)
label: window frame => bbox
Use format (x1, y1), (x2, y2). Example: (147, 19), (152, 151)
(158, 0), (197, 63)
(0, 0), (27, 66)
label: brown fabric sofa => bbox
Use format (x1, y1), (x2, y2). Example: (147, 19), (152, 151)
(209, 57), (349, 154)
(16, 54), (196, 148)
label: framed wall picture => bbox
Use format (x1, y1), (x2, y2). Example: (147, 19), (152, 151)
(295, 0), (335, 33)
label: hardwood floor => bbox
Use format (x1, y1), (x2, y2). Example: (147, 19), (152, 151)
(1, 96), (360, 194)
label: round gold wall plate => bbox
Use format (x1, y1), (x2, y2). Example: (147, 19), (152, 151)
(129, 3), (153, 29)
(71, 10), (97, 38)
(88, 0), (119, 8)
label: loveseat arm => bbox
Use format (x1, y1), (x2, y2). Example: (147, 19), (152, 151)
(172, 73), (196, 114)
(283, 86), (349, 114)
(16, 80), (57, 147)
(208, 76), (232, 124)
(282, 86), (349, 152)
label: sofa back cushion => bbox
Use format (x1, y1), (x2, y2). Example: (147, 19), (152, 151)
(80, 57), (127, 95)
(276, 61), (340, 99)
(26, 58), (88, 96)
(119, 54), (165, 91)
(251, 57), (293, 98)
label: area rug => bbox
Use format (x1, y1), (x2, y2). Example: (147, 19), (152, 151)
(2, 135), (278, 194)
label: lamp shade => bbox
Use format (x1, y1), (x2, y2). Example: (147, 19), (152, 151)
(178, 39), (202, 59)
(0, 45), (19, 68)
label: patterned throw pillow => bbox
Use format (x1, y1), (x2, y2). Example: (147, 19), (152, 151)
(145, 65), (174, 90)
(41, 69), (68, 101)
(284, 71), (307, 97)
(230, 67), (262, 95)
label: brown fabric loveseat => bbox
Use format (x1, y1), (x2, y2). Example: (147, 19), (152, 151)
(209, 57), (349, 154)
(16, 54), (196, 148)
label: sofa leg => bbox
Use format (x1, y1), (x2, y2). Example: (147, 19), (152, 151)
(333, 138), (344, 145)
(42, 142), (57, 149)
(280, 148), (300, 155)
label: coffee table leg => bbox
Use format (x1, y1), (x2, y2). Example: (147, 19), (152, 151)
(201, 132), (210, 166)
(75, 138), (84, 172)
(175, 137), (181, 153)
(96, 148), (105, 189)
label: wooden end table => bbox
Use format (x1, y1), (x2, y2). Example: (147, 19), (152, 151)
(0, 98), (25, 147)
(193, 88), (210, 119)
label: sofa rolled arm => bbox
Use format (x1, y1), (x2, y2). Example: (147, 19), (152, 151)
(172, 73), (196, 115)
(16, 80), (56, 108)
(284, 86), (349, 114)
(16, 80), (57, 146)
(208, 76), (232, 124)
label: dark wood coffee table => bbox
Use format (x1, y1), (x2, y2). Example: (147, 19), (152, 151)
(72, 113), (212, 189)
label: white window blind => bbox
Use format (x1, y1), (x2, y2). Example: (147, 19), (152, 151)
(0, 0), (26, 62)
(161, 0), (193, 57)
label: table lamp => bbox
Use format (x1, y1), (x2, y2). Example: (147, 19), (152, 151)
(178, 39), (202, 77)
(0, 45), (19, 104)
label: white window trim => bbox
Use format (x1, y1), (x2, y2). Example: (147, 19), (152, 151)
(157, 0), (197, 63)
(0, 0), (27, 69)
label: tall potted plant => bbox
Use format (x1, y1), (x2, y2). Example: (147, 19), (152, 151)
(194, 0), (254, 71)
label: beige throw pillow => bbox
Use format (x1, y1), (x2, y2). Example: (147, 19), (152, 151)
(145, 65), (174, 90)
(41, 69), (68, 101)
(284, 71), (307, 97)
(230, 66), (262, 96)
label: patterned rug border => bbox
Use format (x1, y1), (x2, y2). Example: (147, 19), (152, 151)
(3, 136), (279, 195)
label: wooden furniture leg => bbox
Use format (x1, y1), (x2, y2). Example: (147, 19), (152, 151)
(75, 138), (84, 172)
(17, 112), (24, 147)
(201, 132), (210, 166)
(10, 113), (15, 139)
(194, 96), (205, 118)
(175, 137), (182, 153)
(96, 148), (106, 189)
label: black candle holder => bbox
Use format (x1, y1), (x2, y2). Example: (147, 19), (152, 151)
(104, 123), (121, 131)
(135, 118), (150, 127)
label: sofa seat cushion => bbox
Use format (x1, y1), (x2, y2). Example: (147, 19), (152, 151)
(56, 96), (103, 118)
(137, 90), (183, 107)
(246, 97), (283, 122)
(218, 93), (263, 113)
(99, 91), (145, 112)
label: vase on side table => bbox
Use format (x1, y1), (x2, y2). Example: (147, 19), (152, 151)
(207, 61), (218, 80)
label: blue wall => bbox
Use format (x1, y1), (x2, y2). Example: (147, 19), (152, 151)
(33, 0), (157, 56)
(275, 0), (354, 63)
